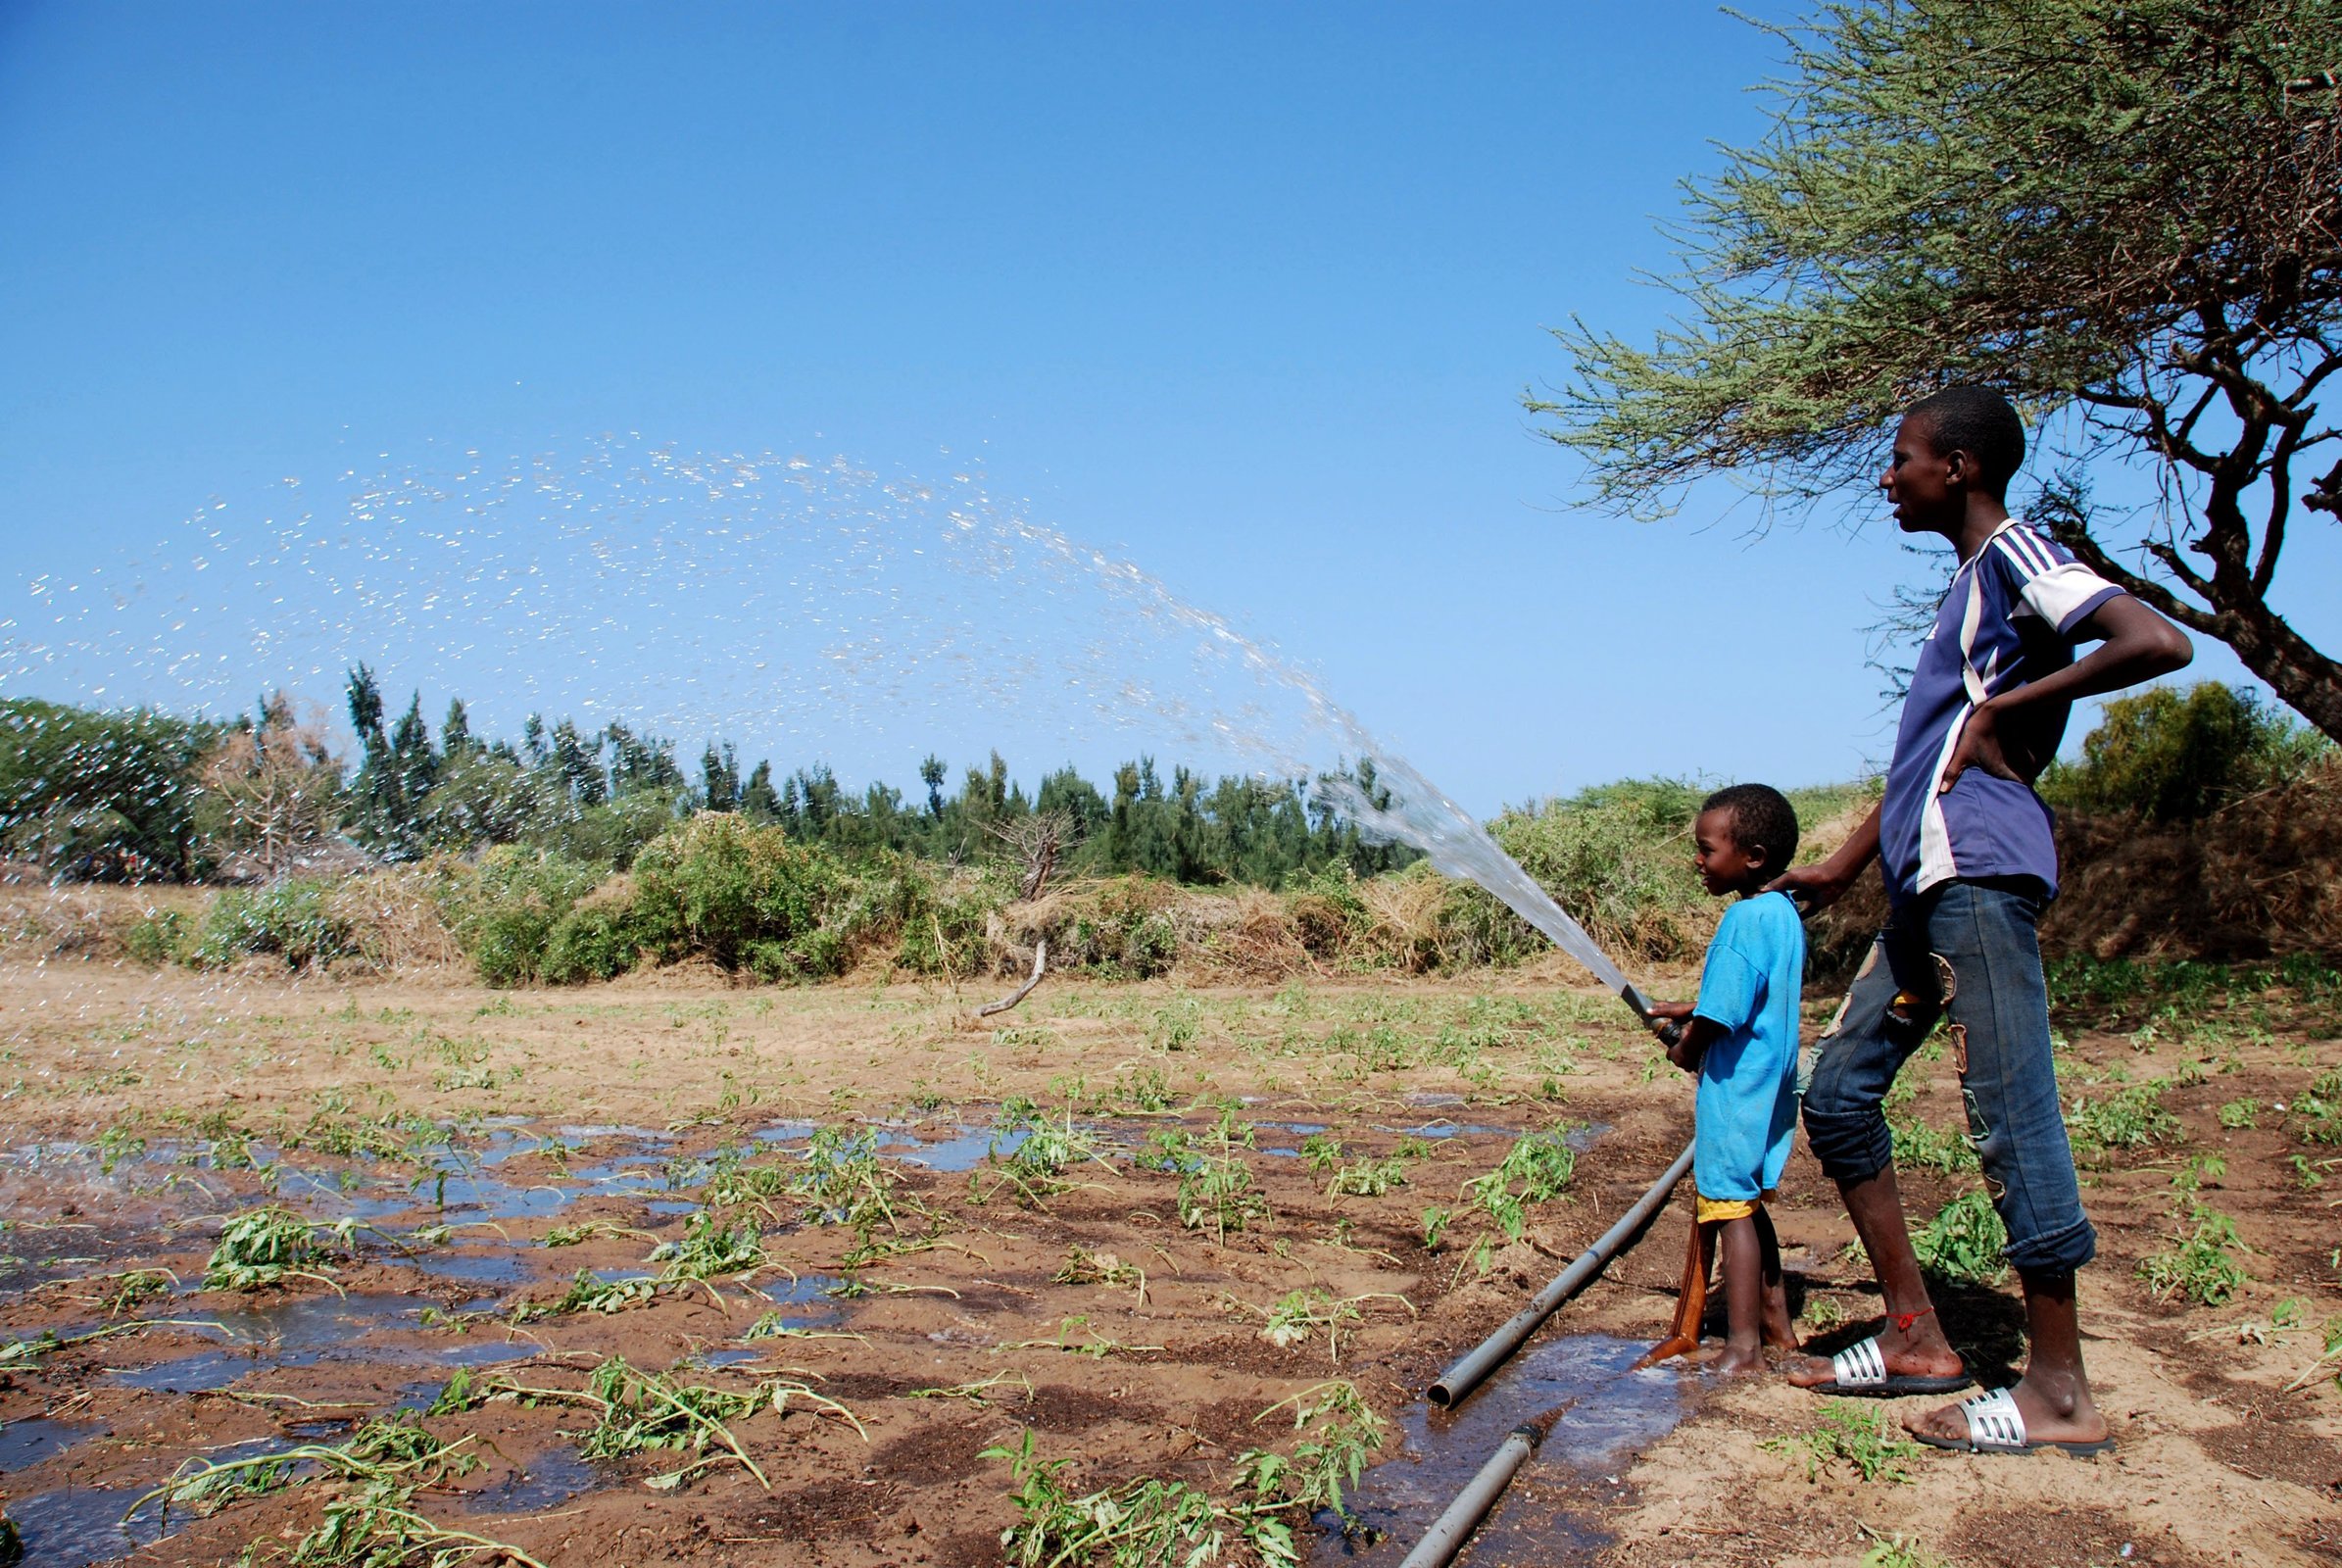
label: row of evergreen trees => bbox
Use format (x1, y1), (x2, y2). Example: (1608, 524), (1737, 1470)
(339, 665), (1413, 884)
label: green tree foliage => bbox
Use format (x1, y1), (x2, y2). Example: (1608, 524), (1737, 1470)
(1542, 0), (2342, 740)
(0, 698), (226, 879)
(2040, 680), (2329, 820)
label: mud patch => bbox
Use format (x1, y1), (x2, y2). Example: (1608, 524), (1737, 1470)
(1945, 1503), (2210, 1568)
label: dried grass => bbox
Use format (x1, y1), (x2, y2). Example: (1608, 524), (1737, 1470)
(320, 860), (467, 972)
(1809, 762), (2342, 981)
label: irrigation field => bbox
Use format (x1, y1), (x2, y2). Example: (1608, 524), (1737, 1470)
(1, 955), (2335, 1567)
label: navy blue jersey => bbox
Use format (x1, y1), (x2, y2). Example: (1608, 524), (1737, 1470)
(1879, 520), (2123, 906)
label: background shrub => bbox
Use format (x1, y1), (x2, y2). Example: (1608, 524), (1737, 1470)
(2041, 682), (2327, 822)
(628, 812), (853, 975)
(439, 847), (606, 985)
(190, 878), (356, 969)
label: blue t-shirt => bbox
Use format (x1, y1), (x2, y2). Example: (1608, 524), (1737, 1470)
(1879, 519), (2123, 906)
(1692, 891), (1805, 1202)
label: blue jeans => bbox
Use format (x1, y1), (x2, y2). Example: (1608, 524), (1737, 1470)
(1802, 878), (2097, 1276)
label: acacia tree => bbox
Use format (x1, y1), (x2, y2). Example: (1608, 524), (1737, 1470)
(1540, 0), (2342, 739)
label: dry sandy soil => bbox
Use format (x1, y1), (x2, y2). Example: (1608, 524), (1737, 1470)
(0, 938), (2335, 1568)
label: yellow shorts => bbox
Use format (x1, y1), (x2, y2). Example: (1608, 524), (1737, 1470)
(1695, 1196), (1762, 1224)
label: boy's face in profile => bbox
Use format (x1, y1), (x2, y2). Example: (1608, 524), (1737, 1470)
(1691, 806), (1765, 896)
(1880, 413), (1958, 536)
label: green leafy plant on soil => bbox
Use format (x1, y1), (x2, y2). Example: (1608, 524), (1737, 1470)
(647, 1211), (769, 1284)
(985, 1380), (1390, 1565)
(1250, 1289), (1413, 1364)
(204, 1206), (343, 1292)
(1053, 1245), (1146, 1300)
(982, 1428), (1298, 1568)
(2065, 1078), (2182, 1156)
(0, 1318), (222, 1370)
(1912, 1190), (2009, 1287)
(1763, 1399), (1923, 1484)
(1889, 1111), (1979, 1175)
(1297, 1134), (1347, 1171)
(1176, 1148), (1269, 1243)
(1326, 1158), (1407, 1198)
(788, 1125), (911, 1231)
(1244, 1381), (1390, 1532)
(1453, 1126), (1578, 1270)
(431, 1355), (862, 1492)
(976, 1112), (1116, 1206)
(259, 1476), (546, 1568)
(998, 1314), (1166, 1361)
(2296, 1068), (2342, 1146)
(2137, 1202), (2251, 1306)
(1858, 1529), (1953, 1568)
(129, 1411), (473, 1526)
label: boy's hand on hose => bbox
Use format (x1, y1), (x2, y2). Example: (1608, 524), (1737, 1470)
(1644, 1000), (1704, 1074)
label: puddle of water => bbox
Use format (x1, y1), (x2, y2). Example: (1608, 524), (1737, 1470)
(1394, 1122), (1517, 1141)
(416, 1174), (574, 1220)
(0, 1415), (107, 1472)
(405, 1248), (528, 1286)
(646, 1200), (698, 1217)
(901, 1126), (1007, 1171)
(464, 1446), (602, 1515)
(108, 1347), (253, 1394)
(108, 1292), (502, 1392)
(1319, 1335), (1689, 1566)
(5, 1485), (170, 1564)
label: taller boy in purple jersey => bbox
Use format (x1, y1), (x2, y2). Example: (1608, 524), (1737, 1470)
(1772, 387), (2191, 1455)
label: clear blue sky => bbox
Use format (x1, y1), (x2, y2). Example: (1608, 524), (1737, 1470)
(0, 3), (2318, 812)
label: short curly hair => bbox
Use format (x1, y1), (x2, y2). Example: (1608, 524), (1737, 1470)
(1701, 783), (1799, 875)
(1904, 385), (2026, 497)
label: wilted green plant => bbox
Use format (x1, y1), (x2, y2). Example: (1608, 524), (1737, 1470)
(543, 1267), (659, 1316)
(2137, 1202), (2250, 1305)
(789, 1125), (908, 1230)
(982, 1429), (1298, 1568)
(1419, 1207), (1451, 1252)
(1763, 1400), (1922, 1484)
(542, 1219), (647, 1249)
(1251, 1290), (1411, 1364)
(1177, 1151), (1268, 1243)
(205, 1206), (341, 1292)
(130, 1411), (472, 1527)
(1134, 1126), (1199, 1174)
(433, 1355), (861, 1492)
(977, 1112), (1115, 1206)
(1053, 1245), (1146, 1300)
(1912, 1190), (2009, 1287)
(649, 1211), (768, 1284)
(1462, 1127), (1577, 1244)
(268, 1476), (545, 1568)
(1245, 1381), (1389, 1531)
(1327, 1158), (1407, 1198)
(1297, 1133), (1347, 1171)
(2066, 1078), (2182, 1155)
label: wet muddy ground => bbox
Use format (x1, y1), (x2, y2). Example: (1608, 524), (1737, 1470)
(1, 955), (2336, 1566)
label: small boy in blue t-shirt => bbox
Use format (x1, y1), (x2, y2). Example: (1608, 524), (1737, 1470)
(1645, 784), (1805, 1376)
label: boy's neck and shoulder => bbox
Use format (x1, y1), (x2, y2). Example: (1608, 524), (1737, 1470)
(1714, 884), (1805, 956)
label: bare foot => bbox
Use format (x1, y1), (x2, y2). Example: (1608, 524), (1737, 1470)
(1784, 1312), (1963, 1389)
(1904, 1371), (2105, 1447)
(1712, 1343), (1766, 1377)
